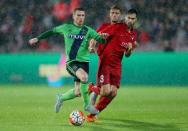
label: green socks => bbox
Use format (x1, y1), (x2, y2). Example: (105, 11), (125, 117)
(60, 83), (90, 109)
(80, 82), (90, 108)
(60, 89), (77, 101)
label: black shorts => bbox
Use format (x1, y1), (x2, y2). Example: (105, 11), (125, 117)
(66, 61), (89, 82)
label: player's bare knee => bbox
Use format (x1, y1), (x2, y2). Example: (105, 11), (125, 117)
(100, 91), (108, 96)
(100, 89), (111, 96)
(105, 90), (111, 96)
(80, 75), (88, 83)
(76, 69), (88, 83)
(100, 85), (111, 96)
(100, 89), (105, 96)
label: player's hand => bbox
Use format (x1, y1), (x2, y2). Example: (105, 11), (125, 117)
(88, 39), (97, 53)
(99, 32), (109, 39)
(126, 42), (133, 52)
(88, 46), (96, 53)
(125, 43), (133, 57)
(29, 38), (38, 45)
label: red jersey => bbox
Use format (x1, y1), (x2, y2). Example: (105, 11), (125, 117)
(97, 23), (137, 68)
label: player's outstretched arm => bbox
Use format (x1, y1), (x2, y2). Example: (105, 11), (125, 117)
(28, 30), (55, 45)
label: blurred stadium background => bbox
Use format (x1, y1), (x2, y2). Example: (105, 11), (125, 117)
(0, 0), (188, 131)
(0, 0), (188, 52)
(0, 0), (188, 85)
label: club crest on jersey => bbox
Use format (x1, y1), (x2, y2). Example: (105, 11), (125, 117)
(68, 34), (85, 40)
(120, 42), (128, 48)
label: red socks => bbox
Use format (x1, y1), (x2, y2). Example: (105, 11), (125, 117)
(95, 96), (113, 112)
(89, 84), (114, 114)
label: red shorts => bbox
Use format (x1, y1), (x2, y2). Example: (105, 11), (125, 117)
(97, 61), (121, 88)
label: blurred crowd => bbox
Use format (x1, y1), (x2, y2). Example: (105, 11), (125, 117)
(0, 0), (188, 53)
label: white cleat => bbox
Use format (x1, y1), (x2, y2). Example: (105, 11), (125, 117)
(85, 105), (99, 115)
(55, 94), (63, 113)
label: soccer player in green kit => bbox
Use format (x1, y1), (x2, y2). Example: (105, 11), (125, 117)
(29, 8), (107, 114)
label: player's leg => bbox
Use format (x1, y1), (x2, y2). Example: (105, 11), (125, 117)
(75, 62), (99, 114)
(55, 64), (81, 113)
(94, 69), (120, 113)
(87, 85), (118, 122)
(110, 85), (118, 98)
(75, 68), (89, 108)
(89, 83), (112, 106)
(100, 84), (111, 96)
(87, 69), (120, 121)
(87, 66), (112, 121)
(97, 68), (121, 112)
(55, 88), (79, 113)
(89, 65), (112, 112)
(88, 59), (108, 105)
(97, 85), (118, 110)
(87, 96), (112, 122)
(97, 64), (111, 96)
(96, 85), (117, 111)
(61, 64), (82, 101)
(88, 66), (111, 106)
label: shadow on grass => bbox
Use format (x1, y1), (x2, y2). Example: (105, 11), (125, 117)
(89, 118), (180, 131)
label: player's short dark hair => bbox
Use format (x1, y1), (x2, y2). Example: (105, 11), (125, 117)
(110, 5), (122, 13)
(128, 9), (138, 16)
(73, 7), (85, 13)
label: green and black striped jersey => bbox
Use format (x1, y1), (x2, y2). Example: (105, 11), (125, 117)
(37, 23), (106, 63)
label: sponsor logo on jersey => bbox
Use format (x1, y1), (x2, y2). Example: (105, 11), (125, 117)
(120, 42), (129, 48)
(68, 34), (85, 40)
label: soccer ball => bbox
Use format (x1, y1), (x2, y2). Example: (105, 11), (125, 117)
(69, 110), (85, 126)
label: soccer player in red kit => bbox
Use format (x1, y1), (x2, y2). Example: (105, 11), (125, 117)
(87, 7), (138, 122)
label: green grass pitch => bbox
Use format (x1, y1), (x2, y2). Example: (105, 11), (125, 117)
(0, 85), (188, 131)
